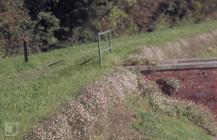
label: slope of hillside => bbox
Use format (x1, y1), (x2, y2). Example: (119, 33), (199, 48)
(1, 20), (217, 140)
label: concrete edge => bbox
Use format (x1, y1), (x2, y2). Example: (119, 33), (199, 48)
(126, 59), (217, 71)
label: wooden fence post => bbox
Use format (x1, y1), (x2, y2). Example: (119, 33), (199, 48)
(22, 34), (28, 63)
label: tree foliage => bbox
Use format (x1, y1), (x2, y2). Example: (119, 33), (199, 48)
(0, 0), (217, 55)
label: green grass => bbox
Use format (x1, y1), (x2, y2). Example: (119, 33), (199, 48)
(1, 20), (217, 140)
(128, 96), (212, 140)
(133, 111), (212, 140)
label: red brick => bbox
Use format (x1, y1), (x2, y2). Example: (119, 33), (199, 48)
(143, 68), (217, 119)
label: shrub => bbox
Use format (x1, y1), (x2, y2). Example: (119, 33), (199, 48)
(164, 78), (182, 92)
(21, 12), (60, 52)
(156, 78), (182, 96)
(33, 12), (60, 51)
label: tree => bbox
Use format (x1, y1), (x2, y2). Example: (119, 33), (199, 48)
(33, 12), (60, 50)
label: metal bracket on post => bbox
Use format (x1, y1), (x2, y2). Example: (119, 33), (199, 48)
(97, 30), (112, 66)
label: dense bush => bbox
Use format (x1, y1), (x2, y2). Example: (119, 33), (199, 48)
(1, 0), (217, 55)
(32, 12), (60, 51)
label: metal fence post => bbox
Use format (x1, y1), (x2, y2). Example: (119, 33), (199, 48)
(109, 31), (112, 54)
(97, 30), (112, 66)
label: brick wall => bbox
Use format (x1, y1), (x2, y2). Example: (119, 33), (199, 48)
(142, 68), (217, 118)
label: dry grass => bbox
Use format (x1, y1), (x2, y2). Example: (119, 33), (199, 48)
(125, 30), (217, 65)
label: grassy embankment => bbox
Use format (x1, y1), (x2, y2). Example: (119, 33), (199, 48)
(1, 20), (217, 139)
(130, 98), (212, 140)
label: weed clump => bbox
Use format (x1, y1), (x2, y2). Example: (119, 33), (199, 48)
(125, 46), (164, 66)
(156, 78), (182, 96)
